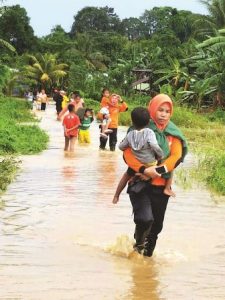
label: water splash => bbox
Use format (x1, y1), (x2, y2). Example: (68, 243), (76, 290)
(105, 235), (158, 266)
(106, 235), (134, 258)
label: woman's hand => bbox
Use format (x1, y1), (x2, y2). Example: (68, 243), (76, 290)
(143, 166), (160, 179)
(135, 173), (150, 181)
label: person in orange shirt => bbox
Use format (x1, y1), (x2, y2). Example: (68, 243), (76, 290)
(100, 88), (110, 107)
(112, 106), (175, 205)
(113, 94), (187, 256)
(63, 104), (81, 152)
(99, 93), (128, 151)
(58, 93), (85, 120)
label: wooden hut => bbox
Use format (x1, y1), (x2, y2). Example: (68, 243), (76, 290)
(131, 69), (152, 94)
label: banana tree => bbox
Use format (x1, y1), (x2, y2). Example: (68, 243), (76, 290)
(197, 28), (225, 49)
(192, 30), (225, 107)
(179, 78), (217, 108)
(154, 57), (191, 89)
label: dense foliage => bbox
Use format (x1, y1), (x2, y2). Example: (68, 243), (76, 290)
(1, 1), (225, 194)
(0, 1), (225, 109)
(0, 97), (48, 154)
(0, 157), (20, 194)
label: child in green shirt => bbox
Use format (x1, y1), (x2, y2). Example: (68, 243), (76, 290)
(78, 109), (94, 144)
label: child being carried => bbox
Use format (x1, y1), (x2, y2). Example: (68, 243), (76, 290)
(113, 107), (175, 204)
(99, 106), (113, 139)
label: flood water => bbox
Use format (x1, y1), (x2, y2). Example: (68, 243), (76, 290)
(0, 104), (225, 300)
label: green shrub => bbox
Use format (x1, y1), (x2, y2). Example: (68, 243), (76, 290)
(207, 153), (225, 195)
(172, 105), (210, 129)
(84, 98), (100, 112)
(0, 97), (49, 155)
(0, 158), (20, 193)
(206, 109), (225, 124)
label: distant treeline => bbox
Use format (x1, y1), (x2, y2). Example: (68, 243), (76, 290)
(1, 2), (225, 108)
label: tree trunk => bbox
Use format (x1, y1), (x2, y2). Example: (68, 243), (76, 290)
(184, 80), (189, 91)
(214, 92), (225, 108)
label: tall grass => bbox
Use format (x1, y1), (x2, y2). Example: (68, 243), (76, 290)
(171, 105), (225, 195)
(0, 97), (48, 155)
(0, 97), (36, 122)
(206, 109), (225, 124)
(0, 158), (20, 194)
(0, 97), (49, 195)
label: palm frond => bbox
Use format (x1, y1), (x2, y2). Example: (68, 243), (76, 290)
(197, 36), (225, 48)
(0, 38), (16, 52)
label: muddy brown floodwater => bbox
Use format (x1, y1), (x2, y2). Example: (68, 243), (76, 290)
(0, 105), (225, 300)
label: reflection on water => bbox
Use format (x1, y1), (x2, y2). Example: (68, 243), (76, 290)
(127, 260), (160, 300)
(0, 105), (225, 300)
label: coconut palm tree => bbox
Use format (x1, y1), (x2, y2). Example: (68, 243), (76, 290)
(24, 53), (68, 90)
(200, 0), (225, 28)
(194, 0), (225, 38)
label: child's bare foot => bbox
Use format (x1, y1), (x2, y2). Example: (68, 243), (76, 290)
(112, 195), (119, 204)
(164, 188), (176, 197)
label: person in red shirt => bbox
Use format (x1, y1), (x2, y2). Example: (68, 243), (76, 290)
(63, 104), (80, 152)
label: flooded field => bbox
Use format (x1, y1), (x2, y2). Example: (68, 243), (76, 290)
(0, 105), (225, 299)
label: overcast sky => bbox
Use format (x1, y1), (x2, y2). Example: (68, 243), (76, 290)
(4, 0), (208, 37)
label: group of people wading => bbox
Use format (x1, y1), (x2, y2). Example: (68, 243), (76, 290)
(53, 88), (129, 152)
(45, 88), (188, 257)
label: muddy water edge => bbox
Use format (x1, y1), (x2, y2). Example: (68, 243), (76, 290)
(0, 105), (225, 300)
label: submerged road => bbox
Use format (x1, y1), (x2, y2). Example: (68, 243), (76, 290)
(0, 105), (225, 299)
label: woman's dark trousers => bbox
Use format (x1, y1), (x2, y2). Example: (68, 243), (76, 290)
(128, 184), (169, 256)
(99, 128), (117, 151)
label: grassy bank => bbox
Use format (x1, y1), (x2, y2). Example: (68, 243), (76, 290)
(172, 106), (225, 195)
(86, 97), (225, 195)
(0, 158), (20, 194)
(0, 97), (48, 155)
(0, 97), (49, 194)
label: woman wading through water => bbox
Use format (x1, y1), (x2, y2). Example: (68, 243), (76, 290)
(120, 94), (187, 256)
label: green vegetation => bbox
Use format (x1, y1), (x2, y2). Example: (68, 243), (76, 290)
(172, 106), (225, 195)
(0, 157), (20, 193)
(86, 96), (225, 195)
(1, 1), (225, 195)
(0, 97), (48, 155)
(0, 97), (48, 194)
(2, 1), (225, 104)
